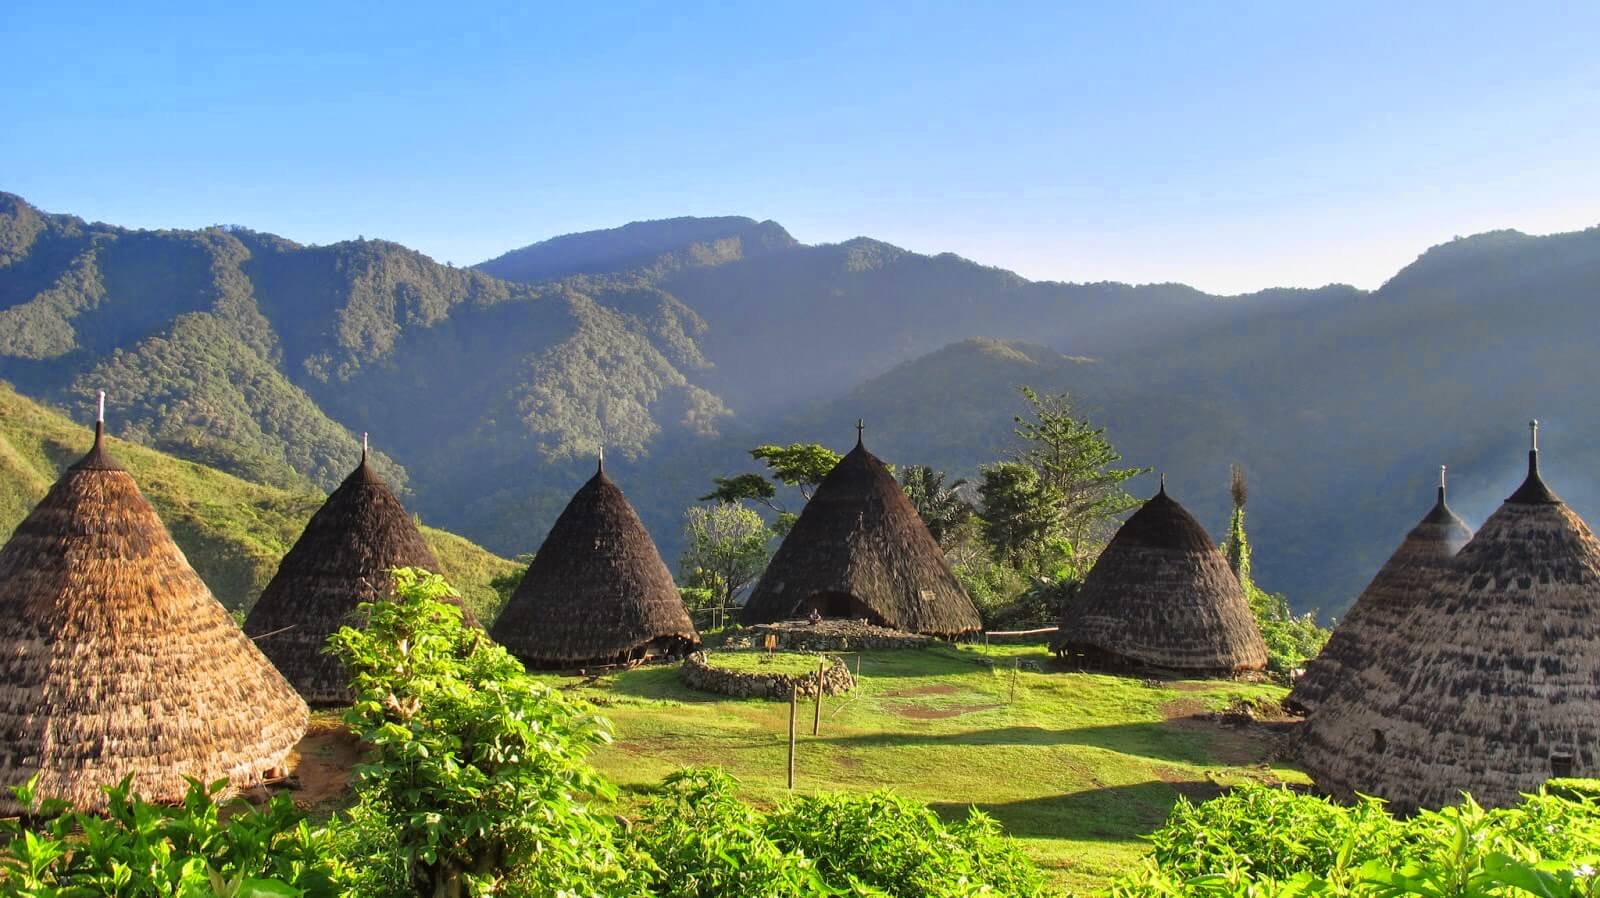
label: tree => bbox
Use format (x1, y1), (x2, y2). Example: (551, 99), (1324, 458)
(328, 569), (632, 898)
(1222, 464), (1252, 586)
(679, 503), (774, 627)
(897, 464), (973, 550)
(1216, 465), (1328, 671)
(976, 462), (1062, 570)
(703, 443), (843, 517)
(1011, 386), (1148, 568)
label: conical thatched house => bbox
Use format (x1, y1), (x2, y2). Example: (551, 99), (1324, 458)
(1052, 480), (1268, 673)
(245, 445), (473, 705)
(0, 410), (307, 814)
(741, 431), (982, 637)
(1299, 426), (1600, 811)
(1286, 470), (1471, 714)
(491, 459), (698, 669)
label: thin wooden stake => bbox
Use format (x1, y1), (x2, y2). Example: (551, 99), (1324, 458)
(812, 657), (825, 736)
(787, 685), (798, 790)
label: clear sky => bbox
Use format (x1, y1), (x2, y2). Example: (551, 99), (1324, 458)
(4, 1), (1598, 294)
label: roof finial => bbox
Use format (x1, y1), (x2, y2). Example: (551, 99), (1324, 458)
(1158, 472), (1166, 495)
(361, 431), (369, 463)
(598, 445), (605, 474)
(856, 418), (865, 447)
(94, 390), (106, 446)
(1530, 418), (1539, 452)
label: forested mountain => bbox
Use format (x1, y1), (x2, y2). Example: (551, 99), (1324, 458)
(0, 383), (518, 618)
(2, 189), (1596, 615)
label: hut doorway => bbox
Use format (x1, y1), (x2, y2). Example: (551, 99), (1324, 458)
(799, 591), (889, 627)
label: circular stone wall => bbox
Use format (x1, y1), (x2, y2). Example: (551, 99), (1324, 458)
(724, 620), (932, 652)
(680, 651), (855, 699)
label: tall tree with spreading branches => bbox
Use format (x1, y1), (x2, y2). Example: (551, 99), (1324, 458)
(1010, 386), (1148, 568)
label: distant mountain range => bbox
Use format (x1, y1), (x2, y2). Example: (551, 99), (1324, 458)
(3, 189), (1597, 616)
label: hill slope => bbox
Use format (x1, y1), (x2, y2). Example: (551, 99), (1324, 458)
(0, 383), (519, 619)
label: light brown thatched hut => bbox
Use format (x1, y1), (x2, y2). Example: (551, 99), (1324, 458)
(740, 431), (982, 637)
(1299, 425), (1600, 811)
(491, 459), (699, 669)
(245, 446), (474, 705)
(0, 414), (308, 814)
(1286, 470), (1471, 714)
(1052, 480), (1268, 673)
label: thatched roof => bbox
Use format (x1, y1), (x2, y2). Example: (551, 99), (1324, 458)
(1299, 441), (1600, 811)
(1287, 477), (1471, 714)
(491, 461), (698, 668)
(245, 451), (471, 705)
(0, 422), (308, 813)
(1052, 482), (1268, 672)
(741, 436), (982, 637)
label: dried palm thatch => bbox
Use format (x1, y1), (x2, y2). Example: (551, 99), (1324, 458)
(0, 422), (308, 814)
(245, 451), (474, 705)
(741, 435), (982, 637)
(1286, 473), (1471, 714)
(1299, 433), (1600, 811)
(491, 461), (698, 669)
(1052, 481), (1268, 673)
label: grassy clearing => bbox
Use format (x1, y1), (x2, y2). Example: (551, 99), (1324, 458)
(539, 640), (1303, 893)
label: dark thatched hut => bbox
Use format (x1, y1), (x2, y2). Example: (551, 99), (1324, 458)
(1052, 480), (1268, 673)
(1299, 425), (1600, 811)
(1286, 470), (1471, 715)
(0, 414), (308, 814)
(740, 433), (982, 637)
(491, 460), (698, 669)
(245, 447), (474, 705)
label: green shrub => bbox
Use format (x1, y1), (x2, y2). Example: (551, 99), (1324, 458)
(1110, 783), (1600, 898)
(0, 776), (339, 897)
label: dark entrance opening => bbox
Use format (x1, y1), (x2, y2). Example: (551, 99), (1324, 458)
(798, 591), (889, 627)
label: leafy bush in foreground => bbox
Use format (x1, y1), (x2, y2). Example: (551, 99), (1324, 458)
(1110, 783), (1600, 898)
(0, 776), (338, 897)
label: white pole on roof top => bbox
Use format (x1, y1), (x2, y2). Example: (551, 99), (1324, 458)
(98, 390), (105, 424)
(1530, 419), (1539, 452)
(1440, 465), (1446, 490)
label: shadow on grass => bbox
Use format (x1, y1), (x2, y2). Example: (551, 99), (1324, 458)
(930, 779), (1224, 842)
(819, 720), (1227, 765)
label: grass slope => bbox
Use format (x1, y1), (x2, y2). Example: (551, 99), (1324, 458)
(545, 641), (1301, 892)
(0, 383), (519, 619)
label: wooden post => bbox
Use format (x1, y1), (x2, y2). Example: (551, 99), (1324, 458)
(812, 657), (825, 736)
(855, 652), (861, 681)
(787, 685), (798, 790)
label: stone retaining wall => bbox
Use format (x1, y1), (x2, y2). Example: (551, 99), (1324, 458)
(680, 651), (855, 699)
(724, 619), (933, 652)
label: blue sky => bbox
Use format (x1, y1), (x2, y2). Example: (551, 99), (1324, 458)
(4, 1), (1597, 293)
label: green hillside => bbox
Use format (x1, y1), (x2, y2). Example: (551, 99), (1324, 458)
(0, 383), (519, 620)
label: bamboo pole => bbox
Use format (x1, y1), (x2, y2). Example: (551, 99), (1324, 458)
(787, 685), (798, 790)
(812, 657), (825, 736)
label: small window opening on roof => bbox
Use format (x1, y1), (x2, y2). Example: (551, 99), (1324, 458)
(1371, 729), (1387, 754)
(1552, 754), (1575, 778)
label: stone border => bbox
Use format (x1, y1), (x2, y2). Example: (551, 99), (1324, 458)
(724, 620), (932, 652)
(680, 651), (855, 699)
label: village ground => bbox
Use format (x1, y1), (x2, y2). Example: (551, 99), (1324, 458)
(551, 640), (1303, 892)
(289, 640), (1303, 892)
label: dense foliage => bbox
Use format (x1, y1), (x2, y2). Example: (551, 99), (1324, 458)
(0, 777), (339, 897)
(1108, 783), (1600, 898)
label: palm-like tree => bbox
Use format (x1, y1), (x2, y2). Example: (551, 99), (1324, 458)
(898, 464), (974, 550)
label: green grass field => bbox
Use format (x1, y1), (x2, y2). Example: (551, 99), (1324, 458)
(539, 640), (1304, 893)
